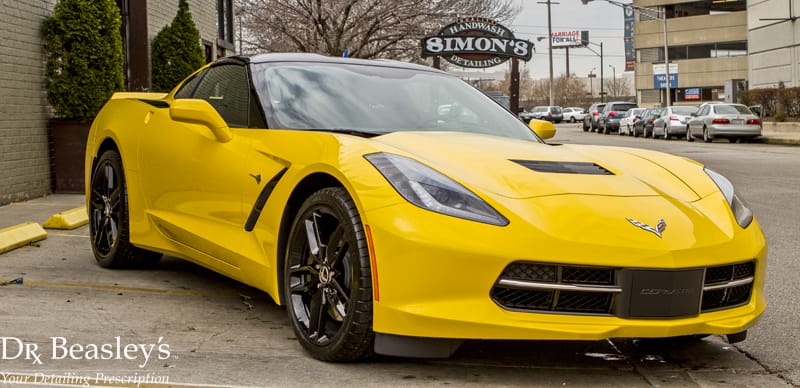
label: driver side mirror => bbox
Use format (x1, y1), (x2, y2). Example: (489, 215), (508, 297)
(170, 99), (233, 143)
(528, 119), (556, 140)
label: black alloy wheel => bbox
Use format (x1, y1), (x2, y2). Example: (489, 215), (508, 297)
(89, 150), (160, 268)
(285, 187), (374, 362)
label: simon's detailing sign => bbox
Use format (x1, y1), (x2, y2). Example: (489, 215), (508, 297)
(421, 18), (534, 68)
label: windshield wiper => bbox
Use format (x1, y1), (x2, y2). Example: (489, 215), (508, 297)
(315, 128), (384, 138)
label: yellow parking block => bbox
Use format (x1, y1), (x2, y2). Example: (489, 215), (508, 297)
(43, 206), (88, 230)
(0, 222), (47, 254)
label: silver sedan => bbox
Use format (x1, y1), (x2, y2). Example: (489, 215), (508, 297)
(686, 103), (762, 143)
(652, 106), (698, 140)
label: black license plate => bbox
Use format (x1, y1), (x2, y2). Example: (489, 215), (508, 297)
(616, 269), (704, 318)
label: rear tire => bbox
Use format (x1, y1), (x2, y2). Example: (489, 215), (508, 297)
(663, 126), (670, 140)
(89, 150), (161, 268)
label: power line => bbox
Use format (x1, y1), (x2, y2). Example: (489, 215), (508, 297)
(511, 23), (624, 31)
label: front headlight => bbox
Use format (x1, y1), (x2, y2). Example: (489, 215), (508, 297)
(364, 153), (508, 226)
(705, 168), (753, 228)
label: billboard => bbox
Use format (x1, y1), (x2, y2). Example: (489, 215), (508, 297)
(624, 6), (635, 71)
(550, 30), (588, 48)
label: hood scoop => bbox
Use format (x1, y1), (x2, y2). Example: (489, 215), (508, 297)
(512, 160), (614, 175)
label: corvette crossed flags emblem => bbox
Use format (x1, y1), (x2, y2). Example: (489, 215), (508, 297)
(626, 218), (667, 238)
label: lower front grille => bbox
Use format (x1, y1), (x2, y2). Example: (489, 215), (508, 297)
(491, 261), (756, 318)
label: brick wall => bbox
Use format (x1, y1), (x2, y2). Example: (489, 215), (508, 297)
(147, 0), (219, 60)
(0, 0), (57, 205)
(0, 1), (228, 206)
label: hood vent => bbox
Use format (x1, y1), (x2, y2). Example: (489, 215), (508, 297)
(512, 160), (614, 175)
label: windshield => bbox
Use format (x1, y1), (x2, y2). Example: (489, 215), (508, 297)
(250, 62), (539, 142)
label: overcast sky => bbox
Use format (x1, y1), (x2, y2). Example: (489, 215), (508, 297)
(508, 0), (627, 81)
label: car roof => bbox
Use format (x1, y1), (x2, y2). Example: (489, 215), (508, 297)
(221, 53), (444, 74)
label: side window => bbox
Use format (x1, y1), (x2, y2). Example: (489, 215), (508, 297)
(192, 64), (250, 128)
(174, 70), (206, 99)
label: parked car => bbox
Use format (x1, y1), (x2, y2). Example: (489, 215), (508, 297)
(632, 108), (662, 138)
(582, 103), (606, 132)
(619, 108), (646, 136)
(652, 106), (699, 140)
(562, 107), (586, 123)
(528, 105), (563, 123)
(85, 53), (766, 361)
(687, 103), (762, 142)
(519, 110), (536, 123)
(598, 102), (638, 134)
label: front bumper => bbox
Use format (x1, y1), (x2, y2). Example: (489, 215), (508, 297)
(365, 195), (767, 341)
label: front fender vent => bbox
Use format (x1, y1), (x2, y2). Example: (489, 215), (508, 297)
(511, 160), (614, 175)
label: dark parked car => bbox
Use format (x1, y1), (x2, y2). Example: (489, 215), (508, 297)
(582, 103), (606, 132)
(598, 102), (638, 134)
(632, 108), (662, 138)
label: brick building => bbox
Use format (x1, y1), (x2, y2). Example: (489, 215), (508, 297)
(0, 0), (235, 205)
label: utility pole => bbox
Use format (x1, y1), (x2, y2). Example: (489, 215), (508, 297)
(538, 0), (559, 106)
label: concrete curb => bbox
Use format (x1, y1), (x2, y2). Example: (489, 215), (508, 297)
(0, 222), (47, 254)
(43, 206), (89, 230)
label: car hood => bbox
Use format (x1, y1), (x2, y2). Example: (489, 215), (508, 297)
(372, 131), (716, 201)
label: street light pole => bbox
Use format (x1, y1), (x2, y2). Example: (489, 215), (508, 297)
(581, 41), (605, 103)
(609, 64), (616, 97)
(581, 0), (670, 107)
(589, 67), (596, 98)
(600, 42), (604, 103)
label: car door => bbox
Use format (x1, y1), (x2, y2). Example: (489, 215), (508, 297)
(689, 105), (705, 131)
(137, 63), (262, 274)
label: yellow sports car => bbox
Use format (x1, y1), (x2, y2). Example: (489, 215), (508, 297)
(86, 54), (766, 362)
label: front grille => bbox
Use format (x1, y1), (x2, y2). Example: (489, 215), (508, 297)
(554, 291), (613, 313)
(491, 260), (756, 317)
(491, 263), (618, 315)
(700, 261), (755, 312)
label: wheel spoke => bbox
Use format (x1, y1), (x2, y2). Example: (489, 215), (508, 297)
(104, 164), (115, 193)
(326, 288), (347, 321)
(325, 225), (347, 266)
(329, 278), (350, 306)
(94, 217), (109, 249)
(304, 215), (323, 260)
(288, 264), (319, 295)
(308, 287), (327, 341)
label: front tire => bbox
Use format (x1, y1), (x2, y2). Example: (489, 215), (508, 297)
(89, 150), (160, 268)
(686, 126), (694, 142)
(703, 126), (713, 143)
(284, 187), (374, 362)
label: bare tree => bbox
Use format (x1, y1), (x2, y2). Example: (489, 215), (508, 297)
(605, 76), (632, 99)
(236, 0), (519, 60)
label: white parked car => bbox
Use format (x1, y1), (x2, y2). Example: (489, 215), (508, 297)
(562, 107), (586, 123)
(619, 108), (646, 136)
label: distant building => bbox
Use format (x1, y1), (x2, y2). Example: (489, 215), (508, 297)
(0, 0), (235, 205)
(747, 0), (799, 88)
(632, 0), (748, 107)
